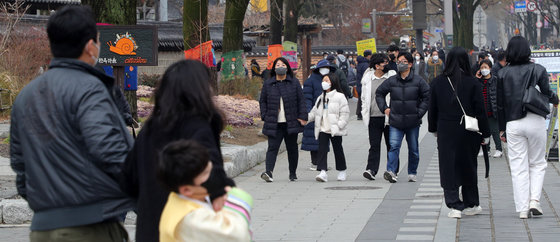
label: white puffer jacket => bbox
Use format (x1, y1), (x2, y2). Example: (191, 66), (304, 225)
(308, 90), (350, 139)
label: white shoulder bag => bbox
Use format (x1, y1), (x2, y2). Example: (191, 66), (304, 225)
(447, 77), (479, 132)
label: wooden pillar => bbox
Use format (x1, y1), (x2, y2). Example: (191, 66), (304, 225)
(113, 66), (125, 91)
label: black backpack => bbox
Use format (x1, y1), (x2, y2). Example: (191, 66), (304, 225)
(337, 56), (349, 75)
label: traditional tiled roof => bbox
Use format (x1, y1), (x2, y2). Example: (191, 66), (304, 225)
(245, 45), (390, 57)
(12, 0), (80, 3)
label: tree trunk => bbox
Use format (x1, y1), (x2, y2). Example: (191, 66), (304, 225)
(453, 0), (475, 50)
(270, 0), (283, 44)
(183, 0), (210, 49)
(283, 0), (299, 43)
(83, 0), (138, 120)
(222, 0), (250, 53)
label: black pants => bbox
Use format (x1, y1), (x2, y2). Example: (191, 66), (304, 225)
(266, 123), (299, 175)
(366, 117), (391, 175)
(356, 93), (362, 118)
(310, 151), (318, 165)
(317, 132), (347, 171)
(444, 185), (479, 211)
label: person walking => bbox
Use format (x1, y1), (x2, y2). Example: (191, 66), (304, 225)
(413, 52), (428, 81)
(497, 36), (559, 219)
(303, 60), (334, 170)
(327, 55), (352, 98)
(475, 59), (503, 158)
(387, 44), (400, 72)
(376, 52), (430, 183)
(308, 73), (350, 182)
(426, 49), (444, 83)
(360, 53), (397, 180)
(121, 60), (235, 241)
(356, 50), (373, 121)
(10, 6), (134, 241)
(428, 47), (491, 219)
(260, 57), (308, 182)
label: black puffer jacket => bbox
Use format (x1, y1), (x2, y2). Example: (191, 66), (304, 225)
(10, 58), (134, 231)
(260, 75), (308, 136)
(478, 75), (498, 118)
(497, 63), (559, 130)
(375, 71), (430, 129)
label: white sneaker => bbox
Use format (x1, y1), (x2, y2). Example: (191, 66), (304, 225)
(529, 200), (543, 216)
(520, 211), (531, 219)
(383, 171), (398, 183)
(448, 209), (462, 219)
(316, 170), (328, 182)
(337, 170), (347, 181)
(492, 150), (503, 158)
(309, 164), (317, 171)
(464, 206), (482, 215)
(408, 174), (417, 182)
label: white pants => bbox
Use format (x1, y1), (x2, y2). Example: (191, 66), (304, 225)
(506, 112), (548, 212)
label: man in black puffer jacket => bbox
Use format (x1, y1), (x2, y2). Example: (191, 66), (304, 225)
(375, 52), (430, 183)
(10, 6), (134, 240)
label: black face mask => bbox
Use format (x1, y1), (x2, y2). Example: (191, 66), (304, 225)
(388, 54), (396, 61)
(382, 65), (390, 73)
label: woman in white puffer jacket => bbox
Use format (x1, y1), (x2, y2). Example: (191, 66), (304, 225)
(308, 73), (350, 182)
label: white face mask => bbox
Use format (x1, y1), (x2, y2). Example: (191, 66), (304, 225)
(432, 56), (439, 61)
(91, 42), (100, 66)
(319, 68), (330, 76)
(480, 69), (491, 76)
(415, 56), (420, 61)
(322, 82), (331, 91)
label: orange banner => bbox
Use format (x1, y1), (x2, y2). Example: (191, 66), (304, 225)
(267, 44), (284, 70)
(184, 40), (215, 67)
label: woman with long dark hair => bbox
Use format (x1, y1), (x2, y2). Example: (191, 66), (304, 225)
(308, 72), (350, 182)
(428, 47), (490, 219)
(497, 36), (559, 219)
(121, 60), (235, 241)
(259, 57), (308, 182)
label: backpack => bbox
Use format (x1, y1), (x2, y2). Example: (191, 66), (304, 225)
(337, 56), (349, 76)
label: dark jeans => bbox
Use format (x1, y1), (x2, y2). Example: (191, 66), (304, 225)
(388, 126), (419, 175)
(266, 123), (299, 175)
(30, 221), (128, 242)
(317, 132), (347, 171)
(488, 116), (502, 151)
(310, 151), (318, 165)
(366, 117), (391, 175)
(356, 93), (362, 118)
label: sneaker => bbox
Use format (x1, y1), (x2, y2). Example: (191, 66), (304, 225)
(520, 211), (531, 219)
(408, 174), (417, 182)
(309, 164), (317, 171)
(464, 206), (483, 215)
(289, 173), (298, 182)
(448, 209), (462, 219)
(260, 171), (273, 182)
(316, 170), (328, 182)
(337, 170), (347, 181)
(363, 170), (375, 180)
(492, 150), (503, 158)
(383, 171), (397, 183)
(529, 200), (543, 216)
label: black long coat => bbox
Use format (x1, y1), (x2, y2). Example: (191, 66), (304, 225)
(428, 74), (490, 189)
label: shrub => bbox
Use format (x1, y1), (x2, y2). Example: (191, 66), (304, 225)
(218, 76), (262, 100)
(139, 73), (161, 87)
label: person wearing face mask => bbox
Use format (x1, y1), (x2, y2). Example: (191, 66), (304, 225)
(302, 60), (336, 170)
(375, 52), (430, 183)
(356, 50), (373, 120)
(260, 57), (308, 182)
(308, 73), (350, 182)
(427, 49), (443, 83)
(10, 6), (134, 241)
(360, 53), (397, 180)
(475, 59), (502, 158)
(387, 44), (400, 72)
(413, 52), (428, 81)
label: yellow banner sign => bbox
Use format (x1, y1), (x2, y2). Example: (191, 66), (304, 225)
(356, 38), (377, 56)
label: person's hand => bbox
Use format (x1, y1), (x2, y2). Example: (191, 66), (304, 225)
(211, 194), (228, 212)
(500, 131), (507, 143)
(475, 70), (482, 79)
(481, 137), (490, 145)
(384, 108), (390, 116)
(298, 119), (307, 126)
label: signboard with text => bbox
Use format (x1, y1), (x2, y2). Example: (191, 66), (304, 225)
(356, 38), (377, 56)
(97, 25), (158, 66)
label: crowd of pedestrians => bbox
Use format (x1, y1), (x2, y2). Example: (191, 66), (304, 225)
(8, 5), (560, 242)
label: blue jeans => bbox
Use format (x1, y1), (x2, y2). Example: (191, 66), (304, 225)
(387, 125), (420, 175)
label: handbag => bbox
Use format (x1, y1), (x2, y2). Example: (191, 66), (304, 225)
(522, 64), (550, 117)
(448, 77), (480, 132)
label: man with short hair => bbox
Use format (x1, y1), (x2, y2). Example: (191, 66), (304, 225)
(10, 6), (134, 241)
(336, 49), (350, 76)
(356, 50), (373, 120)
(472, 51), (489, 75)
(387, 44), (400, 72)
(491, 50), (506, 75)
(375, 52), (430, 183)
